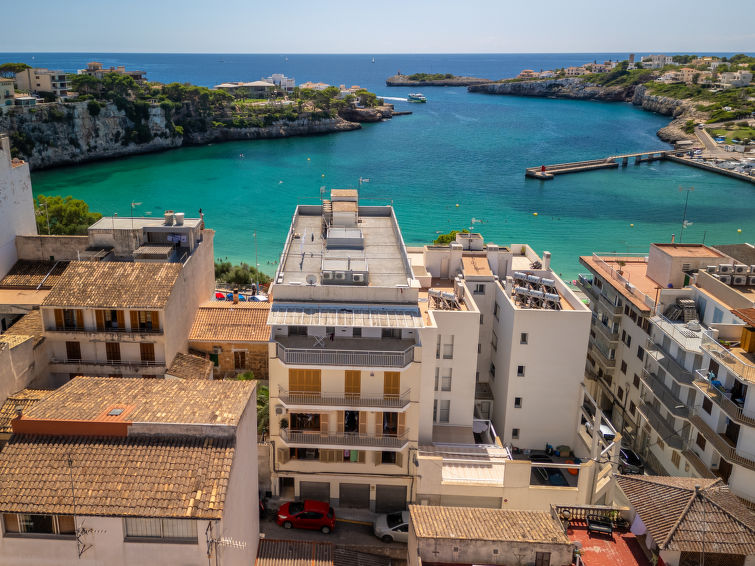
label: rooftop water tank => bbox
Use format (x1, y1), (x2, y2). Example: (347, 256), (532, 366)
(175, 212), (185, 226)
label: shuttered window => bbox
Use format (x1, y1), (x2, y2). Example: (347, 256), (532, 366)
(65, 341), (81, 361)
(140, 343), (155, 362)
(105, 342), (121, 362)
(289, 369), (321, 393)
(124, 518), (197, 542)
(384, 372), (400, 398)
(345, 371), (361, 397)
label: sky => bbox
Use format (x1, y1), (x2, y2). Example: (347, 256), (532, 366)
(3, 0), (754, 54)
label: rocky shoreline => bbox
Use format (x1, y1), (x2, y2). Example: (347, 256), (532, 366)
(386, 74), (493, 87)
(468, 78), (699, 143)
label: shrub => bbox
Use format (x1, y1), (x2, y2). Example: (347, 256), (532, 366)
(87, 100), (101, 116)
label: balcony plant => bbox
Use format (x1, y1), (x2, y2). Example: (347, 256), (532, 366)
(279, 417), (289, 431)
(616, 260), (626, 276)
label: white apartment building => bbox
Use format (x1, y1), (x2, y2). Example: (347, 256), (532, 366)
(719, 70), (753, 87)
(263, 73), (295, 92)
(640, 54), (673, 69)
(0, 377), (258, 566)
(0, 79), (14, 108)
(0, 135), (36, 280)
(14, 68), (69, 98)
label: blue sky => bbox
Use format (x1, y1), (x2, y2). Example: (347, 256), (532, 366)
(4, 0), (754, 53)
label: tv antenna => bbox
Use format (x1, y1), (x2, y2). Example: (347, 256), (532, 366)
(679, 186), (694, 243)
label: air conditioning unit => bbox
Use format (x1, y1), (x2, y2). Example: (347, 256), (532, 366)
(749, 276), (755, 285)
(719, 275), (732, 284)
(732, 275), (747, 285)
(734, 265), (747, 274)
(334, 271), (345, 280)
(352, 273), (365, 283)
(274, 405), (286, 416)
(322, 271), (333, 280)
(705, 265), (717, 273)
(718, 264), (733, 274)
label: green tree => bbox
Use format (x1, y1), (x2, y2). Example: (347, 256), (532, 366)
(70, 74), (102, 96)
(256, 384), (269, 436)
(433, 229), (470, 245)
(34, 195), (103, 235)
(0, 62), (31, 78)
(214, 260), (271, 285)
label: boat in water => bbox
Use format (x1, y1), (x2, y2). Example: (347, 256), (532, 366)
(407, 93), (427, 103)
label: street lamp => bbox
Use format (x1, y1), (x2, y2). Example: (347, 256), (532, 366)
(36, 201), (50, 235)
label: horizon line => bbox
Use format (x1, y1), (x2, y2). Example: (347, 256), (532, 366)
(2, 50), (754, 56)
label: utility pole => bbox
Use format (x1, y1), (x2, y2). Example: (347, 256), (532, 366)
(253, 231), (259, 288)
(679, 186), (694, 243)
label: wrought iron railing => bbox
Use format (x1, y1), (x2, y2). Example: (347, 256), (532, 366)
(279, 428), (409, 450)
(50, 358), (164, 367)
(276, 343), (414, 368)
(278, 387), (411, 409)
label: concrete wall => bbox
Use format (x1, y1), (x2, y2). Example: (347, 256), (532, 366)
(0, 337), (36, 404)
(0, 135), (36, 277)
(15, 235), (89, 262)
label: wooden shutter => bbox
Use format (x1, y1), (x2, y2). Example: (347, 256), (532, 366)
(337, 411), (344, 433)
(345, 371), (361, 396)
(358, 451), (366, 463)
(140, 343), (155, 362)
(384, 372), (400, 397)
(373, 451), (382, 465)
(116, 310), (125, 329)
(277, 447), (290, 464)
(375, 412), (383, 437)
(130, 311), (139, 331)
(395, 451), (403, 467)
(320, 414), (329, 435)
(95, 310), (105, 331)
(74, 310), (84, 330)
(398, 413), (406, 437)
(319, 449), (329, 463)
(150, 311), (159, 330)
(54, 309), (64, 329)
(359, 412), (367, 435)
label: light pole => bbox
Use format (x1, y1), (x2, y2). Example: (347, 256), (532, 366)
(130, 201), (142, 231)
(253, 231), (259, 289)
(679, 186), (694, 243)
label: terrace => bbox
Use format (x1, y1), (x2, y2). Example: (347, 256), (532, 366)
(274, 335), (416, 368)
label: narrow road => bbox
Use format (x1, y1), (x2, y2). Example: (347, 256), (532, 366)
(695, 127), (719, 153)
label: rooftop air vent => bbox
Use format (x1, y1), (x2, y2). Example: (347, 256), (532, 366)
(108, 408), (124, 416)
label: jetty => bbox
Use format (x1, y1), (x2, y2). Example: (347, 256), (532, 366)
(526, 151), (668, 179)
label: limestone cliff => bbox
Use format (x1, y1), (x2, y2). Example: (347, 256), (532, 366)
(386, 74), (493, 87)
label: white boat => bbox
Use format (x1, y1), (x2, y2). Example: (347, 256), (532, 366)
(407, 93), (427, 103)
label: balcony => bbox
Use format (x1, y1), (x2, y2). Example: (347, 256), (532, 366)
(640, 368), (689, 418)
(577, 274), (598, 300)
(701, 330), (755, 383)
(644, 338), (694, 385)
(681, 448), (716, 479)
(598, 292), (623, 315)
(279, 428), (409, 451)
(693, 371), (755, 427)
(50, 358), (165, 368)
(637, 401), (684, 449)
(275, 336), (415, 368)
(591, 315), (619, 343)
(588, 335), (616, 369)
(690, 412), (755, 472)
(278, 387), (411, 411)
(46, 325), (163, 337)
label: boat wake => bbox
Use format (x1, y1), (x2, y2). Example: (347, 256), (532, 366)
(380, 96), (408, 102)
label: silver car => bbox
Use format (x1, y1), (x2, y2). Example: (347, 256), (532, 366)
(373, 510), (409, 543)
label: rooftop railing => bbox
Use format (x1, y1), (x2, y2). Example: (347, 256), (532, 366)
(279, 428), (409, 450)
(651, 315), (703, 353)
(693, 370), (755, 427)
(278, 386), (411, 410)
(591, 253), (656, 310)
(51, 358), (164, 367)
(701, 330), (755, 383)
(275, 342), (414, 368)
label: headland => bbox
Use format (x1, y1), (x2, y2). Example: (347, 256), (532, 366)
(386, 73), (493, 87)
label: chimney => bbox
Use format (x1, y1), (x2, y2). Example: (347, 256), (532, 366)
(505, 276), (514, 296)
(164, 210), (174, 226)
(543, 251), (551, 271)
(671, 233), (675, 243)
(233, 288), (239, 304)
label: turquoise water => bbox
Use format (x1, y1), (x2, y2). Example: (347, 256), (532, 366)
(26, 56), (754, 280)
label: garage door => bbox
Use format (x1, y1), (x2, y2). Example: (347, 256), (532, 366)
(339, 483), (370, 509)
(299, 481), (330, 502)
(440, 495), (501, 508)
(375, 485), (407, 513)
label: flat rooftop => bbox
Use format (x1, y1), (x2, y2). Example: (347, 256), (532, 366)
(89, 216), (202, 231)
(277, 206), (413, 287)
(462, 256), (493, 277)
(654, 243), (725, 259)
(581, 255), (656, 313)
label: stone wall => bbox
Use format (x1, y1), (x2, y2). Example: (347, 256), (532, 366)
(190, 340), (269, 380)
(15, 235), (90, 262)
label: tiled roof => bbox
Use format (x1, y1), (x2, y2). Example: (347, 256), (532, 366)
(23, 377), (254, 426)
(167, 352), (214, 380)
(409, 505), (571, 544)
(0, 334), (31, 348)
(0, 435), (234, 519)
(189, 301), (270, 343)
(256, 540), (333, 566)
(0, 260), (69, 290)
(4, 310), (44, 347)
(42, 261), (182, 309)
(0, 389), (55, 434)
(616, 475), (755, 554)
(732, 308), (755, 326)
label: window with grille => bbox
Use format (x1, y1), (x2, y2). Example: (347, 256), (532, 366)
(124, 518), (197, 542)
(671, 451), (681, 468)
(442, 336), (454, 359)
(696, 433), (706, 450)
(3, 514), (75, 536)
(438, 400), (450, 423)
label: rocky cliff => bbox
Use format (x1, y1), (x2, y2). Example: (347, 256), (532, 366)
(0, 101), (362, 171)
(387, 74), (493, 87)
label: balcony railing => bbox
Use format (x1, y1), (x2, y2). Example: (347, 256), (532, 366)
(701, 330), (755, 383)
(644, 338), (694, 385)
(681, 449), (716, 479)
(690, 412), (755, 472)
(637, 401), (684, 449)
(276, 342), (414, 368)
(591, 315), (619, 343)
(278, 387), (411, 410)
(279, 428), (409, 450)
(50, 358), (165, 367)
(693, 371), (755, 427)
(47, 325), (163, 335)
(598, 292), (623, 315)
(640, 369), (689, 418)
(588, 335), (616, 368)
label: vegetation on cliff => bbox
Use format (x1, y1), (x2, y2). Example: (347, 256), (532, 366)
(215, 260), (271, 285)
(34, 195), (103, 235)
(407, 73), (456, 81)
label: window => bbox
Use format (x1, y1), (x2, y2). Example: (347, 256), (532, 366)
(442, 336), (454, 359)
(381, 451), (397, 464)
(696, 433), (706, 450)
(438, 400), (450, 423)
(621, 330), (626, 342)
(433, 399), (437, 421)
(514, 397), (522, 408)
(140, 343), (155, 363)
(625, 334), (632, 348)
(436, 335), (441, 359)
(637, 346), (644, 361)
(3, 514), (75, 537)
(712, 307), (723, 324)
(629, 401), (636, 415)
(473, 283), (485, 295)
(131, 310), (159, 332)
(233, 350), (246, 369)
(633, 374), (640, 389)
(620, 360), (627, 374)
(511, 428), (519, 439)
(520, 332), (528, 344)
(97, 309), (124, 331)
(105, 342), (121, 362)
(124, 518), (197, 542)
(477, 343), (482, 354)
(657, 436), (665, 451)
(65, 341), (81, 361)
(54, 308), (83, 331)
(440, 369), (452, 391)
(535, 552), (551, 566)
(617, 387), (624, 401)
(490, 362), (496, 379)
(289, 369), (321, 393)
(702, 397), (713, 415)
(491, 330), (498, 351)
(493, 302), (500, 320)
(517, 365), (525, 377)
(382, 328), (401, 339)
(671, 450), (681, 468)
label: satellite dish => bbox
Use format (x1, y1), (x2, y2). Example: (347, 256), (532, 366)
(305, 274), (318, 285)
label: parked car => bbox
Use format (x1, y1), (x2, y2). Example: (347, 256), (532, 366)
(373, 510), (409, 543)
(276, 500), (336, 534)
(530, 454), (568, 486)
(619, 448), (645, 475)
(585, 421), (616, 443)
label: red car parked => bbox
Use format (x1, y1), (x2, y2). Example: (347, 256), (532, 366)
(276, 500), (336, 534)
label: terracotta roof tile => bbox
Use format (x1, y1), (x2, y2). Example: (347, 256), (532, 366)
(4, 310), (44, 347)
(189, 301), (270, 343)
(616, 475), (755, 554)
(42, 261), (182, 309)
(256, 540), (333, 566)
(167, 352), (214, 380)
(24, 377), (254, 425)
(409, 505), (571, 545)
(0, 435), (234, 518)
(0, 260), (69, 290)
(0, 389), (55, 434)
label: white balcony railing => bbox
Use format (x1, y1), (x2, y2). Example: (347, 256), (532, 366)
(701, 330), (755, 382)
(693, 370), (755, 427)
(278, 386), (411, 410)
(279, 428), (409, 450)
(50, 358), (165, 367)
(276, 343), (414, 368)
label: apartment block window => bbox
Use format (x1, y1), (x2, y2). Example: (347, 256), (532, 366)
(54, 308), (83, 331)
(629, 401), (636, 416)
(702, 397), (713, 415)
(3, 514), (75, 537)
(620, 360), (627, 374)
(617, 387), (624, 401)
(433, 399), (437, 421)
(434, 368), (439, 391)
(473, 283), (485, 295)
(621, 330), (626, 342)
(233, 350), (246, 369)
(637, 346), (644, 361)
(440, 369), (452, 391)
(443, 336), (454, 359)
(65, 341), (81, 361)
(517, 365), (525, 377)
(97, 309), (124, 331)
(671, 451), (681, 468)
(140, 343), (155, 363)
(131, 310), (159, 332)
(436, 335), (441, 359)
(624, 334), (632, 348)
(105, 342), (121, 362)
(477, 343), (482, 354)
(696, 433), (706, 450)
(520, 332), (528, 345)
(511, 428), (520, 439)
(633, 374), (640, 389)
(438, 400), (450, 423)
(490, 362), (496, 379)
(124, 518), (197, 542)
(382, 328), (401, 339)
(491, 330), (498, 351)
(493, 302), (500, 320)
(514, 397), (522, 408)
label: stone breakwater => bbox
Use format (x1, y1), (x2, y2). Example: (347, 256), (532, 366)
(469, 79), (695, 142)
(0, 101), (367, 171)
(386, 74), (493, 87)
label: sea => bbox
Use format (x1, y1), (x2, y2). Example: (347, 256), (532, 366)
(5, 52), (754, 281)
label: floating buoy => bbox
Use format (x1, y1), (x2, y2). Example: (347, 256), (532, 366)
(630, 223), (634, 227)
(533, 212), (538, 216)
(455, 203), (460, 207)
(738, 229), (742, 233)
(307, 157), (311, 161)
(322, 174), (325, 177)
